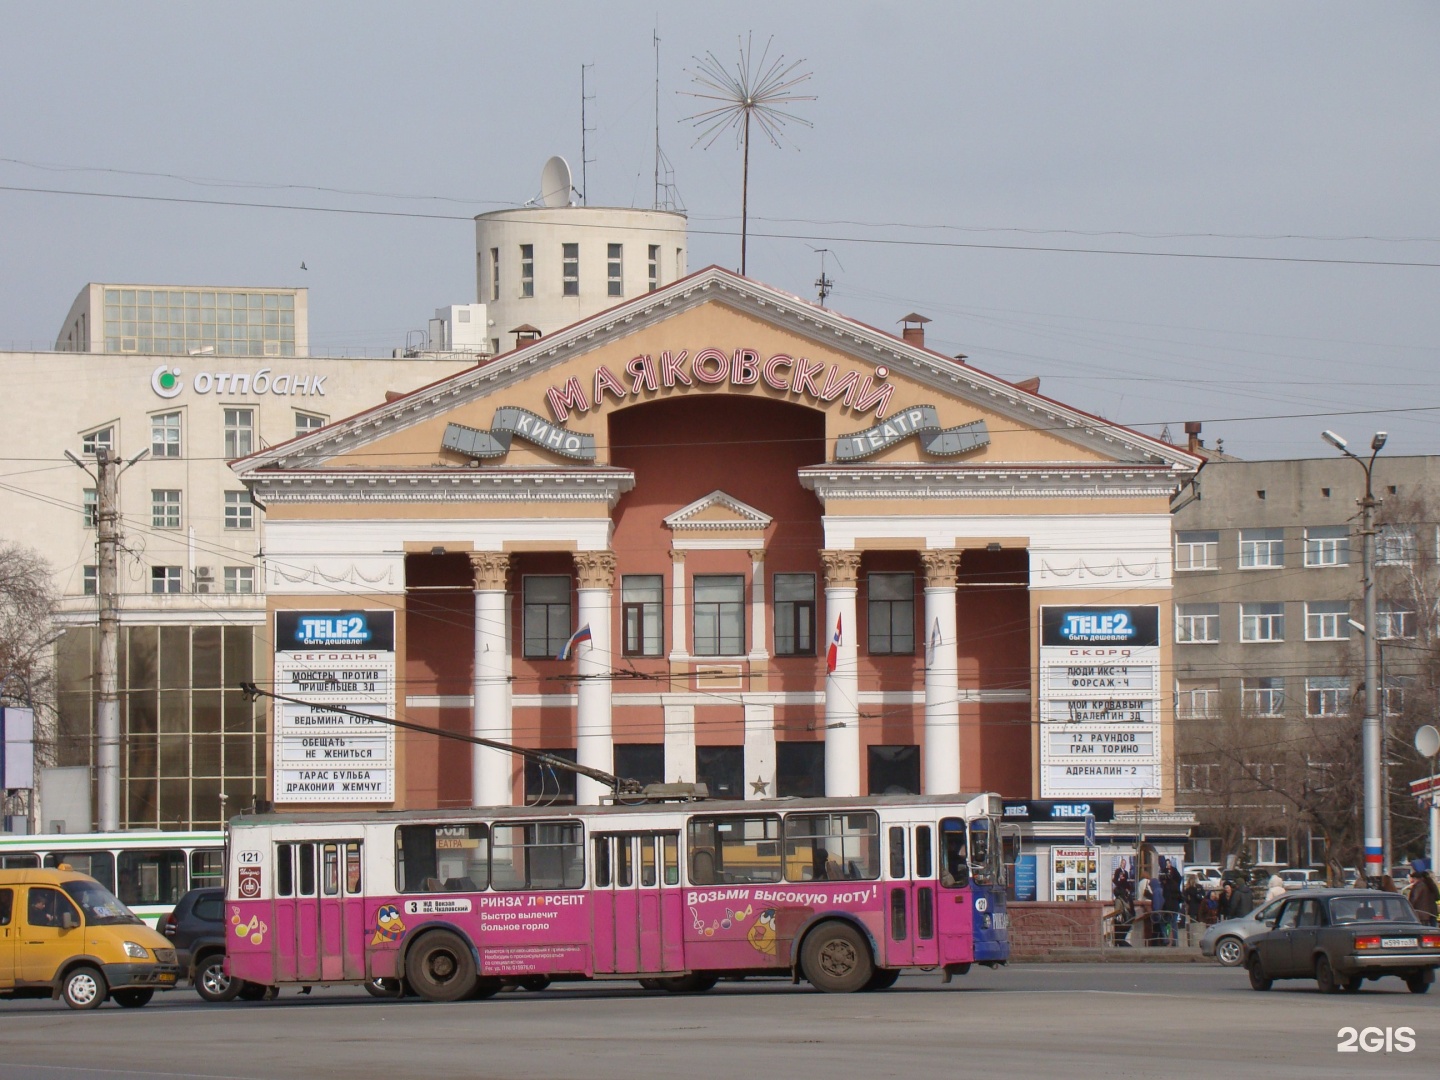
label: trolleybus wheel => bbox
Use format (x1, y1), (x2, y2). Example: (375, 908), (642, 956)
(657, 973), (719, 993)
(637, 978), (663, 990)
(405, 930), (478, 1002)
(517, 975), (551, 992)
(61, 965), (107, 1010)
(801, 922), (874, 994)
(469, 978), (503, 999)
(364, 977), (406, 999)
(112, 988), (154, 1008)
(864, 968), (900, 991)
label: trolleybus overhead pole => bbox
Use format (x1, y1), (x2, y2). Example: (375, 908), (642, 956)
(239, 682), (644, 798)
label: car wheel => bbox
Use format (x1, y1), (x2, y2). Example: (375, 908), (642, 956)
(1246, 956), (1272, 992)
(1214, 937), (1244, 967)
(1341, 976), (1363, 993)
(801, 922), (874, 994)
(404, 930), (478, 1002)
(1405, 972), (1432, 995)
(1315, 955), (1339, 994)
(112, 988), (154, 1008)
(364, 977), (406, 999)
(195, 954), (243, 1003)
(61, 965), (108, 1010)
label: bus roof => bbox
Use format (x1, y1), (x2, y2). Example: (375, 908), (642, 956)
(0, 830), (224, 848)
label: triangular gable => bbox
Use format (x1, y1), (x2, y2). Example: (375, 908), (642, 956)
(663, 490), (773, 533)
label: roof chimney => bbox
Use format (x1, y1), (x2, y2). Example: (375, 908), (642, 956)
(898, 312), (931, 348)
(1185, 420), (1203, 454)
(511, 323), (542, 347)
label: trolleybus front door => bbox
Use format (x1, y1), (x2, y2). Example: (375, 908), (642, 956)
(592, 832), (682, 975)
(883, 823), (939, 969)
(276, 840), (364, 984)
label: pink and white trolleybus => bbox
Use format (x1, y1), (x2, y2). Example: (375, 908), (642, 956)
(223, 792), (1008, 999)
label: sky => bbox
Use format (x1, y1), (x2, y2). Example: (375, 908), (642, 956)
(2, 2), (1437, 461)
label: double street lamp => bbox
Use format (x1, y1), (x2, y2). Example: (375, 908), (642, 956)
(1322, 428), (1387, 880)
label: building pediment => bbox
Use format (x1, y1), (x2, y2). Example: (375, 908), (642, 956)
(664, 490), (773, 532)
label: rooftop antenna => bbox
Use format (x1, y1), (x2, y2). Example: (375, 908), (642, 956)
(810, 246), (843, 307)
(684, 33), (814, 276)
(580, 63), (595, 206)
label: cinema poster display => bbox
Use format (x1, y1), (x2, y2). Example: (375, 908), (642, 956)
(1051, 846), (1100, 902)
(272, 610), (396, 803)
(1039, 606), (1161, 800)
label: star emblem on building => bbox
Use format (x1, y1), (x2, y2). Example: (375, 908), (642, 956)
(750, 775), (769, 796)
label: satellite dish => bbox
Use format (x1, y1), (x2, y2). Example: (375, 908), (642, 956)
(1416, 725), (1440, 759)
(539, 156), (572, 208)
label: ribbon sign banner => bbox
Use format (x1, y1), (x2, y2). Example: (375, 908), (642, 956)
(442, 407), (597, 462)
(835, 405), (989, 461)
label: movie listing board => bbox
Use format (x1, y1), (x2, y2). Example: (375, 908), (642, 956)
(1039, 606), (1161, 799)
(1051, 846), (1099, 901)
(273, 610), (396, 803)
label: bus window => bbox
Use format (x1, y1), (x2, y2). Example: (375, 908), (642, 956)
(297, 844), (316, 897)
(117, 850), (184, 906)
(915, 826), (933, 879)
(191, 849), (223, 889)
(345, 843), (362, 894)
(491, 823), (583, 891)
(396, 824), (487, 893)
(663, 834), (679, 886)
(783, 812), (879, 882)
(45, 851), (115, 893)
(689, 815), (782, 885)
(0, 854), (39, 869)
(939, 820), (969, 889)
(969, 819), (1001, 885)
(888, 827), (906, 878)
(322, 845), (340, 896)
(276, 844), (294, 897)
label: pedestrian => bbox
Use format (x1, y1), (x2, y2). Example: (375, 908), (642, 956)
(1379, 874), (1400, 893)
(1162, 862), (1183, 945)
(1264, 874), (1286, 903)
(1135, 873), (1153, 945)
(1231, 876), (1253, 917)
(1183, 874), (1204, 924)
(1409, 861), (1439, 925)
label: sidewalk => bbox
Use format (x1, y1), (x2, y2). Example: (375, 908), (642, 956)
(1012, 946), (1206, 963)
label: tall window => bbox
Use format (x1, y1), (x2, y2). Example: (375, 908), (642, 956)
(1175, 603), (1219, 643)
(1377, 524), (1417, 565)
(1174, 530), (1218, 571)
(83, 565), (98, 596)
(151, 566), (182, 594)
(647, 244), (660, 291)
(1304, 525), (1348, 567)
(1305, 600), (1349, 640)
(223, 566), (255, 594)
(151, 489), (181, 529)
(1240, 601), (1284, 642)
(523, 575), (572, 658)
(693, 575), (744, 656)
(82, 426), (114, 455)
(294, 411), (326, 437)
(490, 247), (500, 301)
(83, 488), (98, 527)
(1242, 677), (1285, 716)
(607, 243), (623, 296)
(1377, 601), (1416, 640)
(1176, 682), (1220, 719)
(562, 243), (579, 296)
(868, 573), (915, 655)
(1306, 676), (1349, 717)
(621, 575), (663, 657)
(224, 491), (254, 530)
(223, 409), (254, 458)
(519, 244), (534, 297)
(1249, 837), (1289, 866)
(774, 573), (816, 656)
(1239, 528), (1284, 568)
(151, 412), (181, 458)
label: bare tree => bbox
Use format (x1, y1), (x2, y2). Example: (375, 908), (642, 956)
(0, 540), (59, 752)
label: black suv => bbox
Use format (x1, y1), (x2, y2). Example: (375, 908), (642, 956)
(161, 887), (268, 1002)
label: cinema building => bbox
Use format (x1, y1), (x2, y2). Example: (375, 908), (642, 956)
(235, 267), (1201, 873)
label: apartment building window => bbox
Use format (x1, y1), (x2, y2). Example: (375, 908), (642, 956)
(1306, 676), (1349, 717)
(490, 247), (500, 301)
(82, 426), (115, 455)
(1239, 528), (1284, 568)
(1377, 524), (1417, 566)
(1305, 600), (1349, 641)
(562, 243), (579, 296)
(151, 489), (182, 529)
(151, 566), (182, 594)
(607, 243), (623, 296)
(1174, 530), (1218, 571)
(83, 565), (97, 596)
(223, 566), (254, 594)
(1175, 603), (1220, 643)
(1377, 601), (1416, 640)
(1179, 763), (1217, 793)
(523, 576), (572, 658)
(519, 244), (534, 297)
(1383, 677), (1409, 718)
(224, 491), (254, 530)
(621, 575), (663, 657)
(83, 488), (98, 528)
(693, 575), (744, 656)
(1249, 837), (1289, 866)
(223, 409), (253, 458)
(1176, 682), (1220, 719)
(1303, 525), (1348, 567)
(294, 411), (326, 437)
(647, 245), (660, 291)
(774, 573), (816, 656)
(1240, 601), (1284, 642)
(1243, 677), (1285, 716)
(151, 412), (181, 458)
(868, 573), (915, 655)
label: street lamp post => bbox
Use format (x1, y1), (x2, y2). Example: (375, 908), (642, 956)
(1323, 428), (1387, 881)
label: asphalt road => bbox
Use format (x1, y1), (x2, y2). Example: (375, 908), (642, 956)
(1, 965), (1435, 1080)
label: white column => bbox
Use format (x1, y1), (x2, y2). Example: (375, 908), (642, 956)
(748, 548), (768, 662)
(574, 550), (616, 805)
(668, 550), (687, 659)
(921, 550), (961, 794)
(821, 550), (862, 797)
(469, 552), (512, 807)
(664, 704), (697, 783)
(744, 702), (776, 798)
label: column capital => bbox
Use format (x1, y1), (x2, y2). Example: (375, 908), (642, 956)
(820, 549), (862, 588)
(467, 551), (511, 591)
(748, 548), (767, 564)
(669, 548), (687, 564)
(920, 549), (962, 589)
(574, 549), (617, 590)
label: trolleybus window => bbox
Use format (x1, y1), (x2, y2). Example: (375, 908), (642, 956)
(276, 844), (293, 897)
(44, 851), (115, 892)
(663, 834), (680, 885)
(688, 814), (782, 885)
(784, 812), (879, 881)
(888, 827), (905, 878)
(345, 842), (362, 893)
(297, 843), (316, 896)
(322, 844), (341, 896)
(396, 824), (489, 893)
(915, 826), (934, 878)
(491, 822), (583, 890)
(940, 819), (969, 888)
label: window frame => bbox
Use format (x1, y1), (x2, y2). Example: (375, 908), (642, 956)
(1175, 603), (1220, 644)
(224, 490), (254, 531)
(692, 574), (745, 657)
(223, 408), (254, 459)
(773, 573), (817, 657)
(1242, 677), (1285, 717)
(1175, 683), (1220, 719)
(522, 574), (573, 659)
(81, 426), (115, 455)
(490, 247), (500, 301)
(562, 242), (579, 297)
(294, 411), (326, 437)
(1304, 600), (1349, 641)
(1239, 528), (1284, 569)
(83, 488), (98, 528)
(620, 574), (663, 658)
(223, 566), (255, 594)
(1174, 530), (1218, 571)
(151, 411), (182, 458)
(1376, 601), (1416, 640)
(1306, 676), (1350, 718)
(1240, 601), (1285, 642)
(151, 566), (183, 594)
(1303, 525), (1349, 567)
(151, 488), (182, 530)
(607, 243), (623, 297)
(647, 244), (660, 291)
(1376, 524), (1418, 566)
(519, 244), (534, 298)
(867, 572), (916, 656)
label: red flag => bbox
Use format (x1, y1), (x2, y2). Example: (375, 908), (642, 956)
(826, 614), (842, 674)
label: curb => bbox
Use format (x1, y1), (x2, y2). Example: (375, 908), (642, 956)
(1011, 948), (1208, 964)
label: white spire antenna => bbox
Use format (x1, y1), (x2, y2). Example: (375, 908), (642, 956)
(580, 63), (595, 206)
(652, 25), (682, 212)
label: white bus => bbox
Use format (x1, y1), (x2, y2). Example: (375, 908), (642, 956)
(0, 830), (225, 926)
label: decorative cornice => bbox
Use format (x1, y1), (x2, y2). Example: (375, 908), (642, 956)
(467, 551), (511, 591)
(244, 467), (635, 506)
(799, 463), (1184, 501)
(573, 549), (617, 590)
(820, 549), (863, 588)
(920, 550), (962, 588)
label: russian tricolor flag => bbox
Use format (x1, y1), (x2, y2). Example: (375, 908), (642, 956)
(826, 614), (842, 674)
(557, 623), (592, 660)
